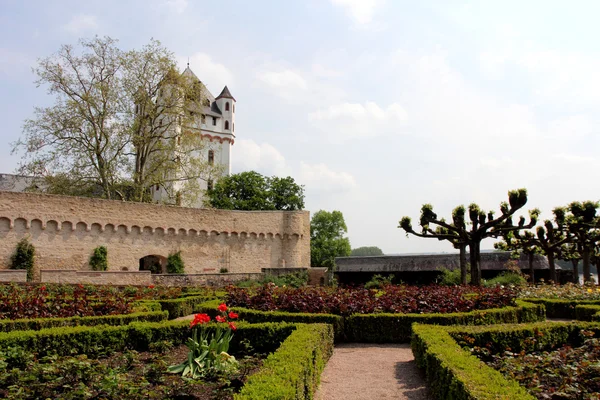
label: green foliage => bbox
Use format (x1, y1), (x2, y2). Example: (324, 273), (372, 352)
(10, 238), (35, 281)
(235, 324), (334, 400)
(156, 295), (216, 319)
(166, 251), (184, 274)
(483, 272), (527, 287)
(411, 324), (536, 400)
(364, 274), (395, 289)
(345, 300), (544, 343)
(437, 268), (470, 285)
(89, 245), (108, 271)
(575, 304), (600, 321)
(236, 271), (309, 289)
(206, 171), (305, 211)
(350, 246), (384, 256)
(0, 311), (167, 333)
(521, 298), (600, 319)
(310, 210), (351, 269)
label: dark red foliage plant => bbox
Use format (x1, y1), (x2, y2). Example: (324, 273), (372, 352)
(225, 284), (516, 316)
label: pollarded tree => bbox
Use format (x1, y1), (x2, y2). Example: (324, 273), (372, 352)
(400, 189), (539, 286)
(495, 208), (569, 283)
(563, 201), (600, 284)
(310, 210), (351, 269)
(400, 205), (469, 284)
(557, 242), (581, 284)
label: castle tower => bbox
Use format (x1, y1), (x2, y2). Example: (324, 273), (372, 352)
(214, 86), (236, 176)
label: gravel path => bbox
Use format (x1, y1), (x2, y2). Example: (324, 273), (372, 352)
(315, 343), (433, 400)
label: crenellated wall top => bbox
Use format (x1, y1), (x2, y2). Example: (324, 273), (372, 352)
(0, 191), (309, 239)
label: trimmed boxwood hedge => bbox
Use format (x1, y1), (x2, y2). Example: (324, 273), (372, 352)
(0, 320), (334, 400)
(521, 298), (600, 319)
(575, 304), (600, 321)
(412, 321), (600, 400)
(151, 295), (215, 319)
(235, 323), (334, 400)
(198, 300), (544, 343)
(0, 311), (168, 332)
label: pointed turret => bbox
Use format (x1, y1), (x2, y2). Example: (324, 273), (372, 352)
(216, 86), (236, 101)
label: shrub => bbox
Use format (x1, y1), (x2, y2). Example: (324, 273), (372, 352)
(364, 273), (395, 289)
(437, 268), (468, 285)
(10, 238), (35, 281)
(89, 246), (108, 271)
(484, 271), (527, 287)
(220, 267), (228, 273)
(236, 271), (309, 289)
(166, 251), (184, 274)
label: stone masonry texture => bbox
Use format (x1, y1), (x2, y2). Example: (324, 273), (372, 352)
(0, 191), (310, 281)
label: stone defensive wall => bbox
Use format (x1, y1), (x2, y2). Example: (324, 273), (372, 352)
(0, 191), (310, 280)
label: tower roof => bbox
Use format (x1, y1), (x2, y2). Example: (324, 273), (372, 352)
(216, 85), (236, 101)
(181, 66), (200, 81)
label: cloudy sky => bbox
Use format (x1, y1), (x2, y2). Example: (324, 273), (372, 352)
(2, 0), (600, 254)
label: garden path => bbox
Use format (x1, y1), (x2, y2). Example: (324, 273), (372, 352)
(315, 343), (432, 400)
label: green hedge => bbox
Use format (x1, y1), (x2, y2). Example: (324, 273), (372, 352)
(197, 300), (345, 340)
(575, 304), (600, 322)
(413, 321), (600, 400)
(205, 300), (543, 343)
(235, 323), (334, 400)
(522, 298), (600, 319)
(412, 323), (534, 400)
(154, 295), (216, 319)
(0, 311), (168, 332)
(0, 319), (299, 358)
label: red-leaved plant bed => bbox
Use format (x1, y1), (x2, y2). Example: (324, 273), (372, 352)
(225, 284), (517, 316)
(0, 284), (133, 319)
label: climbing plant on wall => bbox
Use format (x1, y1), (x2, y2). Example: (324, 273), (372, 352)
(11, 237), (35, 282)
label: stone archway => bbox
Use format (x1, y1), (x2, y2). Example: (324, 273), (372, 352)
(139, 255), (167, 274)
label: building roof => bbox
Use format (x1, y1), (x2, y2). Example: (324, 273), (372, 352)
(216, 85), (236, 101)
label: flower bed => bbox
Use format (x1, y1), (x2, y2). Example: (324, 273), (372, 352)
(411, 321), (600, 400)
(483, 331), (600, 399)
(519, 283), (600, 300)
(225, 284), (517, 316)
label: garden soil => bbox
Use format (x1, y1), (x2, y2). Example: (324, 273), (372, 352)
(315, 343), (433, 400)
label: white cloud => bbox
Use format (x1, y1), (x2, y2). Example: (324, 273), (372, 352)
(231, 139), (291, 177)
(308, 101), (407, 139)
(0, 49), (33, 78)
(331, 0), (383, 25)
(164, 0), (188, 13)
(62, 14), (98, 34)
(179, 53), (234, 92)
(311, 63), (343, 78)
(257, 69), (307, 91)
(298, 162), (357, 193)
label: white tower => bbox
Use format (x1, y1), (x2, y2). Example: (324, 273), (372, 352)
(151, 66), (236, 207)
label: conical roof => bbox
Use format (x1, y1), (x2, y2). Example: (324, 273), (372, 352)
(216, 85), (235, 101)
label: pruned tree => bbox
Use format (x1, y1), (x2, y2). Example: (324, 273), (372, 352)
(400, 205), (469, 284)
(557, 242), (581, 284)
(495, 208), (569, 283)
(562, 201), (600, 284)
(400, 189), (539, 286)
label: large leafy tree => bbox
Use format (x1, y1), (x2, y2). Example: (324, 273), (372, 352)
(400, 189), (539, 286)
(310, 210), (351, 269)
(351, 246), (384, 256)
(13, 36), (216, 205)
(206, 171), (304, 211)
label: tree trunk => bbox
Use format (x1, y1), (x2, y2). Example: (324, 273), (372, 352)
(547, 252), (556, 283)
(528, 252), (535, 283)
(583, 247), (591, 283)
(459, 245), (468, 285)
(572, 259), (580, 284)
(469, 242), (481, 286)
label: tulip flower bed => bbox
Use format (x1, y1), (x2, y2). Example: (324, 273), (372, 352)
(225, 284), (517, 316)
(519, 283), (600, 300)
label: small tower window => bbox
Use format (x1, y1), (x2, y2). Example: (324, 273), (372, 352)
(233, 104), (235, 113)
(225, 102), (230, 111)
(207, 179), (213, 191)
(225, 121), (229, 130)
(201, 114), (206, 124)
(135, 104), (139, 114)
(208, 150), (214, 165)
(177, 136), (181, 145)
(212, 117), (217, 126)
